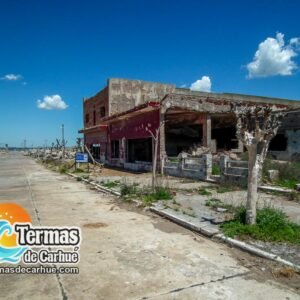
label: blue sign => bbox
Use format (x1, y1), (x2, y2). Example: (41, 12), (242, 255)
(75, 152), (88, 163)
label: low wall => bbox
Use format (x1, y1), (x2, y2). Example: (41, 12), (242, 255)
(163, 154), (212, 180)
(124, 162), (152, 172)
(220, 155), (248, 186)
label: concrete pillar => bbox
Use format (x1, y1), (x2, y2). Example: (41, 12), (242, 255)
(159, 109), (166, 158)
(220, 154), (229, 173)
(203, 114), (211, 148)
(202, 153), (212, 179)
(120, 137), (126, 163)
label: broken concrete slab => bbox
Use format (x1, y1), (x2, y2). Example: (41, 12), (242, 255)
(258, 185), (293, 194)
(150, 204), (220, 237)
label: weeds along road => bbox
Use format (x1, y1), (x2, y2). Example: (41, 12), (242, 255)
(0, 152), (299, 300)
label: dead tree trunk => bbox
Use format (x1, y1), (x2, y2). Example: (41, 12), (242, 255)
(246, 144), (259, 224)
(146, 121), (165, 191)
(152, 132), (159, 190)
(257, 140), (271, 185)
(232, 104), (286, 224)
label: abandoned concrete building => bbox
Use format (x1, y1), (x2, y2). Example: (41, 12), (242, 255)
(79, 78), (300, 172)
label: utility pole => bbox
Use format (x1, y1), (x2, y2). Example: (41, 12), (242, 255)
(24, 139), (27, 151)
(61, 124), (65, 159)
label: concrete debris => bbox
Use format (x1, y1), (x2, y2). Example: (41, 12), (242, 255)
(267, 170), (279, 182)
(213, 150), (241, 162)
(25, 148), (77, 160)
(177, 151), (189, 159)
(188, 144), (210, 157)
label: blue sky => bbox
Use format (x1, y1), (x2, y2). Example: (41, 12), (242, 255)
(1, 0), (300, 147)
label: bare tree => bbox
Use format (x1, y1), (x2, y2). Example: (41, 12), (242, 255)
(50, 142), (55, 153)
(146, 121), (165, 191)
(232, 103), (285, 224)
(76, 138), (82, 152)
(56, 139), (61, 150)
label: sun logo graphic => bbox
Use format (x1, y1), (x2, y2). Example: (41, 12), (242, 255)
(0, 203), (31, 263)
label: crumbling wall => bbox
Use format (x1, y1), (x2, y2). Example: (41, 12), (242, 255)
(286, 130), (300, 161)
(220, 155), (248, 186)
(84, 130), (108, 162)
(164, 154), (212, 180)
(268, 111), (300, 161)
(84, 87), (109, 128)
(269, 130), (300, 161)
(108, 78), (175, 115)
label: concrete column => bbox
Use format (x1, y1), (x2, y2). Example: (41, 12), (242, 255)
(202, 153), (212, 179)
(120, 137), (126, 163)
(159, 109), (166, 158)
(220, 154), (229, 173)
(203, 114), (211, 148)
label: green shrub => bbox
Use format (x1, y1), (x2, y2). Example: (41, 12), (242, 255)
(205, 198), (235, 212)
(120, 183), (138, 197)
(216, 184), (237, 193)
(263, 159), (300, 188)
(222, 206), (300, 244)
(212, 165), (221, 176)
(169, 157), (179, 163)
(59, 166), (67, 174)
(102, 180), (119, 189)
(233, 206), (247, 223)
(198, 188), (212, 196)
(205, 198), (221, 208)
(142, 187), (173, 205)
(154, 187), (173, 200)
(277, 179), (298, 189)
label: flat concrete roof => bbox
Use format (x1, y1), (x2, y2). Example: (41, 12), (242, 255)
(84, 78), (300, 108)
(175, 88), (300, 107)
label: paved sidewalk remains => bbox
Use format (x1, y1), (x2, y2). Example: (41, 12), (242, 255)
(1, 152), (299, 299)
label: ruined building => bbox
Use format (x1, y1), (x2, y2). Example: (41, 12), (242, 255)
(79, 78), (300, 170)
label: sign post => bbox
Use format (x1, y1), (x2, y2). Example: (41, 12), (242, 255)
(75, 152), (89, 171)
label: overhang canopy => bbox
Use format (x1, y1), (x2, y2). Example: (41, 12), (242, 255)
(102, 102), (160, 124)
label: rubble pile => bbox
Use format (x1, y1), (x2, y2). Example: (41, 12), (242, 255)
(186, 143), (210, 157)
(213, 150), (241, 162)
(25, 148), (77, 161)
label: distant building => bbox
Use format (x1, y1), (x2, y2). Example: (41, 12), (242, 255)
(79, 78), (300, 170)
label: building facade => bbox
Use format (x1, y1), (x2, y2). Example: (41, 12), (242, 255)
(79, 78), (300, 170)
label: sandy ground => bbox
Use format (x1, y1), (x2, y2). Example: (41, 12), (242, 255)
(0, 152), (299, 299)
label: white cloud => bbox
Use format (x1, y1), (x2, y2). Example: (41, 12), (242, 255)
(37, 95), (68, 110)
(1, 74), (22, 81)
(190, 76), (212, 92)
(290, 37), (300, 47)
(247, 33), (300, 78)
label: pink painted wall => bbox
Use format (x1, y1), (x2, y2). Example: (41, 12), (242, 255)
(110, 110), (160, 140)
